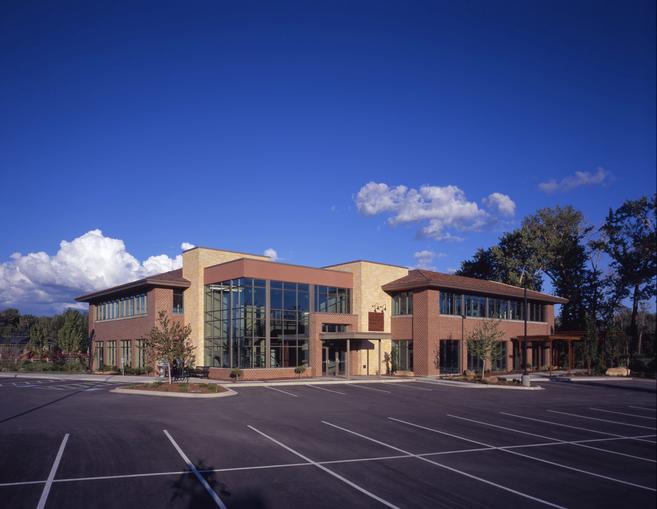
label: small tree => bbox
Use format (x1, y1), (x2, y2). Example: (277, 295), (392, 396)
(142, 311), (195, 384)
(27, 322), (50, 359)
(466, 319), (506, 380)
(57, 309), (84, 360)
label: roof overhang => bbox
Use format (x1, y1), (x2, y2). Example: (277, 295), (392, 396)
(320, 332), (392, 341)
(75, 277), (190, 303)
(516, 333), (585, 342)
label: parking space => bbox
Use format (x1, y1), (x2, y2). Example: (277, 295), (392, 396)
(0, 378), (655, 508)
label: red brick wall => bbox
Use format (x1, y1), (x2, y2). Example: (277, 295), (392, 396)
(209, 367), (313, 381)
(388, 289), (557, 376)
(88, 287), (178, 370)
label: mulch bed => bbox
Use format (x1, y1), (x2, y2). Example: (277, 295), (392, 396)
(125, 382), (226, 394)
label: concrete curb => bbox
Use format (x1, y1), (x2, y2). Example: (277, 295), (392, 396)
(220, 378), (415, 388)
(419, 380), (544, 391)
(554, 376), (638, 383)
(111, 386), (237, 398)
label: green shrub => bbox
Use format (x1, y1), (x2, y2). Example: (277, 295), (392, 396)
(294, 365), (306, 378)
(229, 368), (243, 381)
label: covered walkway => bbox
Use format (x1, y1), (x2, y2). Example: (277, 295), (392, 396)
(512, 331), (585, 372)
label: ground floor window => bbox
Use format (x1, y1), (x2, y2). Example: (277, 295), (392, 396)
(439, 339), (460, 374)
(491, 342), (507, 372)
(271, 339), (308, 368)
(94, 341), (105, 370)
(136, 339), (146, 368)
(107, 340), (116, 368)
(120, 340), (131, 368)
(392, 340), (413, 372)
(467, 348), (483, 372)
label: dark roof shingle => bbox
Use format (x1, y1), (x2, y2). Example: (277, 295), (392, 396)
(382, 269), (567, 304)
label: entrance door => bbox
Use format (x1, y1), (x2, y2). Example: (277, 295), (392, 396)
(322, 341), (346, 376)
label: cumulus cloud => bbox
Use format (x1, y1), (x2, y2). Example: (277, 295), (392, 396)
(0, 230), (193, 314)
(181, 242), (195, 251)
(412, 250), (445, 271)
(263, 248), (279, 261)
(355, 182), (515, 240)
(539, 167), (609, 193)
(483, 192), (516, 216)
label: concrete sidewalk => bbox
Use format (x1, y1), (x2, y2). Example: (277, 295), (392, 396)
(0, 371), (414, 387)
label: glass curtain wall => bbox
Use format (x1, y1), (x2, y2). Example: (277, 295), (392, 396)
(270, 281), (309, 368)
(204, 278), (345, 369)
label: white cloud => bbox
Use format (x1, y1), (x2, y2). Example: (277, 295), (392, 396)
(483, 192), (516, 216)
(181, 242), (195, 251)
(263, 248), (279, 261)
(412, 250), (445, 271)
(0, 230), (192, 314)
(539, 167), (609, 193)
(355, 182), (514, 240)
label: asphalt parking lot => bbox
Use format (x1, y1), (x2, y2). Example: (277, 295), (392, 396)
(0, 377), (655, 509)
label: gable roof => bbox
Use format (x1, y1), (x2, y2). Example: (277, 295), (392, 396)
(75, 269), (190, 303)
(382, 269), (568, 304)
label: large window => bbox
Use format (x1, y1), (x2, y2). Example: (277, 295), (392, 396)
(392, 292), (413, 315)
(204, 278), (309, 369)
(107, 340), (117, 368)
(136, 339), (146, 368)
(270, 281), (309, 368)
(173, 289), (184, 314)
(392, 340), (413, 372)
(94, 341), (105, 370)
(95, 293), (147, 322)
(439, 339), (460, 374)
(120, 340), (131, 367)
(314, 286), (351, 313)
(440, 292), (462, 316)
(322, 324), (348, 333)
(438, 290), (545, 323)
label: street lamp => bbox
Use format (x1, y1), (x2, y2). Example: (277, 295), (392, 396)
(522, 285), (531, 387)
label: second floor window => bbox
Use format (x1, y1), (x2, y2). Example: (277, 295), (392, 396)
(392, 292), (413, 315)
(173, 289), (184, 314)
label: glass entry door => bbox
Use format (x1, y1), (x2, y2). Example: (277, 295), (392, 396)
(322, 341), (346, 376)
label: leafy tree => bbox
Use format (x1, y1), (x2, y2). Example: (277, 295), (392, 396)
(595, 195), (657, 354)
(457, 248), (500, 281)
(579, 316), (601, 375)
(466, 319), (506, 380)
(27, 321), (50, 358)
(57, 309), (84, 357)
(522, 206), (592, 330)
(142, 311), (195, 384)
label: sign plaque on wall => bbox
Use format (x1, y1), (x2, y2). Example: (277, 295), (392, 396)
(368, 312), (384, 332)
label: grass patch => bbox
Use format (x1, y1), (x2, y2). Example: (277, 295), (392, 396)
(124, 382), (226, 393)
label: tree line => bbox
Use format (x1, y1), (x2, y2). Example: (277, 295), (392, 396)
(0, 308), (88, 369)
(456, 194), (656, 374)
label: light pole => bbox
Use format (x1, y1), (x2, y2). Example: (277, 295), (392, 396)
(521, 285), (531, 387)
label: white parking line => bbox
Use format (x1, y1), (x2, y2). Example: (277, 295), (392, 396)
(547, 410), (656, 431)
(266, 386), (299, 397)
(347, 384), (392, 394)
(36, 433), (69, 509)
(389, 417), (656, 492)
(248, 424), (400, 508)
(390, 383), (432, 391)
(629, 406), (656, 412)
(448, 414), (657, 463)
(163, 430), (228, 509)
(305, 384), (346, 395)
(323, 420), (566, 508)
(591, 408), (657, 421)
(501, 412), (656, 444)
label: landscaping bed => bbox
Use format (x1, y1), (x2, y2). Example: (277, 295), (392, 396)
(124, 382), (226, 394)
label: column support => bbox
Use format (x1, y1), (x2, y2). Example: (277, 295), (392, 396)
(378, 339), (382, 378)
(346, 339), (351, 380)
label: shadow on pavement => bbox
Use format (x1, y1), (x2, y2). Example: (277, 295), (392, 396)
(170, 459), (267, 509)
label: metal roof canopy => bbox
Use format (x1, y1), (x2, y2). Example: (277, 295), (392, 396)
(320, 332), (392, 341)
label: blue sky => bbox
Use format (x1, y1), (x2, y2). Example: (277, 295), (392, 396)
(1, 0), (655, 314)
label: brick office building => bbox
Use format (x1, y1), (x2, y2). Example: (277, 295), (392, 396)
(76, 246), (571, 380)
